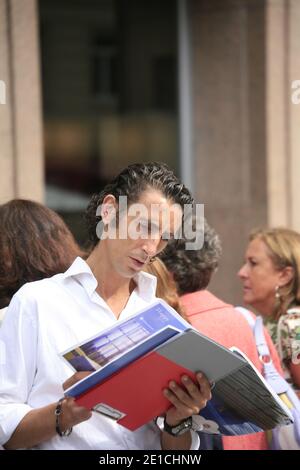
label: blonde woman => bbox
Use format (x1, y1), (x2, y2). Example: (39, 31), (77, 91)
(239, 227), (300, 393)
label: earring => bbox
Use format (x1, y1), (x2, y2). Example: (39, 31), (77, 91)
(148, 257), (157, 264)
(275, 286), (281, 299)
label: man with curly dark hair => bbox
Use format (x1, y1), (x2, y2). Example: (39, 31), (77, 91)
(0, 162), (211, 451)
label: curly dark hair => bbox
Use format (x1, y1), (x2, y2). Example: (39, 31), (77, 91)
(159, 218), (222, 295)
(85, 162), (193, 247)
(0, 199), (83, 309)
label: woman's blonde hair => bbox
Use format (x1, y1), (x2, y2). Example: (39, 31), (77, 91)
(144, 258), (188, 321)
(250, 227), (300, 319)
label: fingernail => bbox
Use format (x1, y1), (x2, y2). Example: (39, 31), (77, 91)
(182, 375), (189, 382)
(197, 372), (203, 378)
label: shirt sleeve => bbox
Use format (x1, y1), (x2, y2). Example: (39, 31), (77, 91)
(0, 290), (38, 446)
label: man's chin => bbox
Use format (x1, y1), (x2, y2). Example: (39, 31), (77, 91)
(120, 267), (140, 278)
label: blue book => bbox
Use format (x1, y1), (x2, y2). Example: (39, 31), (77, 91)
(61, 299), (189, 396)
(66, 326), (180, 397)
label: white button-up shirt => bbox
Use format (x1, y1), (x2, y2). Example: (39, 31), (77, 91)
(0, 257), (164, 449)
(0, 308), (6, 326)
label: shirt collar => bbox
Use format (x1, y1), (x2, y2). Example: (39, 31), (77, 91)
(63, 257), (157, 302)
(63, 256), (94, 279)
(133, 270), (157, 302)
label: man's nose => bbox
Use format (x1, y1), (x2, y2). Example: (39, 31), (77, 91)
(142, 238), (160, 257)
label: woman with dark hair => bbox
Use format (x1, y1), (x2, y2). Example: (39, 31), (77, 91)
(0, 199), (82, 321)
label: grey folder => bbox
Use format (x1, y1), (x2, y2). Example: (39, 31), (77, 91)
(156, 329), (246, 383)
(156, 329), (293, 429)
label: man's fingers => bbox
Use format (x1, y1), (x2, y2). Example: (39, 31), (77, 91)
(163, 372), (212, 421)
(164, 378), (208, 414)
(60, 397), (92, 430)
(196, 372), (212, 401)
(163, 387), (195, 416)
(63, 371), (92, 391)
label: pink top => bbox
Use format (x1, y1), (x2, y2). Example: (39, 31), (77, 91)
(180, 290), (283, 450)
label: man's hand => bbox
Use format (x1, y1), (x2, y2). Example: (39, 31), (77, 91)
(60, 372), (93, 431)
(4, 370), (94, 450)
(164, 372), (211, 426)
(58, 397), (92, 432)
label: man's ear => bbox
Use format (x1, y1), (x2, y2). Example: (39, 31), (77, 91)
(278, 266), (294, 287)
(100, 195), (118, 225)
